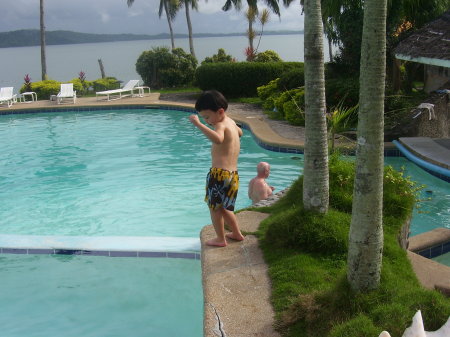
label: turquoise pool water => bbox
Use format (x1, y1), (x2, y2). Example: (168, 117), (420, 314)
(433, 252), (450, 267)
(0, 109), (302, 238)
(384, 157), (450, 236)
(0, 254), (202, 337)
(0, 108), (449, 337)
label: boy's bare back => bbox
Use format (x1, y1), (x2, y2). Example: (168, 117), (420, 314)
(210, 116), (242, 171)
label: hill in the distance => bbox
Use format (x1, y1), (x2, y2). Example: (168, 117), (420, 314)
(0, 29), (304, 48)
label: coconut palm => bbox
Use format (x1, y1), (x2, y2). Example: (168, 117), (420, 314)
(302, 0), (329, 213)
(222, 0), (281, 17)
(347, 0), (387, 292)
(127, 0), (178, 50)
(40, 0), (47, 80)
(181, 0), (198, 59)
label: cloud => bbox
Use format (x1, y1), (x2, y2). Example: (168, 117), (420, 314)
(0, 0), (304, 35)
(100, 12), (111, 23)
(197, 0), (224, 14)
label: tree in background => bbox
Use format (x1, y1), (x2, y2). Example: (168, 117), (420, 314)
(347, 0), (387, 292)
(127, 0), (178, 50)
(302, 0), (329, 213)
(39, 0), (47, 80)
(245, 8), (270, 61)
(318, 0), (447, 79)
(181, 0), (198, 59)
(136, 47), (197, 88)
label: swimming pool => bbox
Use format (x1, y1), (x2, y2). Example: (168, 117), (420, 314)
(0, 108), (302, 241)
(0, 107), (303, 337)
(385, 157), (450, 236)
(0, 254), (202, 337)
(0, 107), (449, 337)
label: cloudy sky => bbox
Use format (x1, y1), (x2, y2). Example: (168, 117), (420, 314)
(1, 0), (305, 35)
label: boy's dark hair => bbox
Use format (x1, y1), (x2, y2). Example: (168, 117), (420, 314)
(195, 90), (228, 112)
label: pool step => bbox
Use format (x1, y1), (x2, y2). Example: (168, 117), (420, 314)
(0, 234), (200, 258)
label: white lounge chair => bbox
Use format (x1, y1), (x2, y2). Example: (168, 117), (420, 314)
(96, 80), (140, 101)
(57, 83), (76, 104)
(0, 87), (17, 108)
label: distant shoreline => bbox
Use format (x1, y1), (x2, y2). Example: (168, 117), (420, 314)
(0, 29), (304, 49)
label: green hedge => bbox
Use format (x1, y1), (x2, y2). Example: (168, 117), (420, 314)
(194, 62), (303, 98)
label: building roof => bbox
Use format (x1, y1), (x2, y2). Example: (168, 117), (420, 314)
(394, 10), (450, 67)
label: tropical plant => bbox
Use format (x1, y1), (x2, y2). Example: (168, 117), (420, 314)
(127, 0), (178, 49)
(326, 100), (358, 152)
(23, 74), (32, 92)
(136, 46), (197, 88)
(244, 8), (270, 61)
(347, 0), (387, 292)
(302, 0), (329, 213)
(253, 50), (282, 62)
(201, 48), (235, 64)
(40, 0), (47, 80)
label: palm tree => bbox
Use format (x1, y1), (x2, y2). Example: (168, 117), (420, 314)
(302, 0), (329, 213)
(222, 0), (281, 17)
(40, 0), (47, 80)
(347, 0), (387, 292)
(127, 0), (178, 50)
(181, 0), (198, 59)
(245, 8), (270, 60)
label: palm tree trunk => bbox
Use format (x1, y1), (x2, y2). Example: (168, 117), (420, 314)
(184, 1), (196, 59)
(303, 0), (329, 213)
(40, 0), (47, 80)
(347, 0), (387, 292)
(163, 0), (175, 50)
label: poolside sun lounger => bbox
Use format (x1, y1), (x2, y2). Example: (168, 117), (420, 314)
(0, 87), (17, 108)
(57, 83), (76, 104)
(96, 80), (140, 101)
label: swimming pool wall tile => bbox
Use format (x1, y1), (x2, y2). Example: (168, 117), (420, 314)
(416, 241), (450, 259)
(138, 251), (167, 258)
(443, 241), (450, 254)
(28, 248), (55, 254)
(167, 252), (197, 259)
(81, 250), (110, 257)
(110, 251), (138, 258)
(1, 248), (28, 254)
(0, 248), (200, 259)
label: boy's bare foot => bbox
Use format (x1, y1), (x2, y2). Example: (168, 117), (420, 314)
(226, 232), (245, 241)
(206, 238), (227, 247)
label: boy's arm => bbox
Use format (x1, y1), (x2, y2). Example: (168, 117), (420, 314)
(189, 114), (225, 144)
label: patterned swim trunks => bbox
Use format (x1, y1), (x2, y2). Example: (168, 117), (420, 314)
(205, 167), (239, 211)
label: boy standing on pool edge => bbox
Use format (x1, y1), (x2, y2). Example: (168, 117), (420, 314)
(189, 90), (245, 247)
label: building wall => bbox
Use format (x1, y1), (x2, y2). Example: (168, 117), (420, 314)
(424, 65), (450, 93)
(416, 92), (449, 138)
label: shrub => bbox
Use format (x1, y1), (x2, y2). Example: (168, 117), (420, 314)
(195, 62), (303, 97)
(277, 66), (305, 91)
(69, 78), (88, 95)
(91, 77), (120, 92)
(284, 99), (305, 126)
(201, 48), (235, 64)
(257, 78), (280, 101)
(22, 79), (60, 99)
(325, 77), (360, 108)
(136, 46), (197, 89)
(254, 50), (282, 62)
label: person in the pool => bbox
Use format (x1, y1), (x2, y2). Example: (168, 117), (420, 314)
(189, 90), (244, 247)
(248, 161), (275, 204)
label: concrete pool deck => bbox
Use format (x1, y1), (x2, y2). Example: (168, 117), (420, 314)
(2, 93), (449, 336)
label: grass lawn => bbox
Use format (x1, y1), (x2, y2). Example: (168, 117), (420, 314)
(251, 155), (450, 337)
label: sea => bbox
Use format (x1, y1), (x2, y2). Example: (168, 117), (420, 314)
(0, 34), (334, 92)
